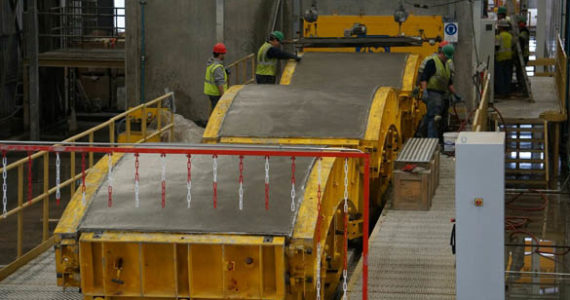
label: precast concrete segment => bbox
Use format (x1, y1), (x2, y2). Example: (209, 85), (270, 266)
(289, 52), (408, 90)
(220, 85), (373, 138)
(79, 154), (313, 236)
(219, 52), (409, 139)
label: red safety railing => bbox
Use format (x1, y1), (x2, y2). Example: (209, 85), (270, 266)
(0, 142), (370, 300)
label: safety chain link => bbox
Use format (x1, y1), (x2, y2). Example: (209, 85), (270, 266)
(81, 152), (86, 206)
(186, 154), (192, 208)
(238, 155), (244, 210)
(134, 153), (140, 208)
(316, 243), (322, 300)
(161, 153), (167, 208)
(344, 159), (349, 212)
(212, 154), (218, 208)
(27, 152), (32, 204)
(315, 157), (323, 300)
(290, 156), (296, 212)
(55, 152), (61, 205)
(342, 158), (349, 299)
(2, 151), (7, 217)
(264, 156), (270, 210)
(107, 153), (113, 207)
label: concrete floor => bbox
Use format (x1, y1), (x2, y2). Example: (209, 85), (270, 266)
(494, 77), (560, 119)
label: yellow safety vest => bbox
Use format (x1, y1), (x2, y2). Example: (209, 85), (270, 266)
(427, 56), (451, 92)
(496, 31), (513, 62)
(419, 54), (454, 84)
(255, 42), (277, 76)
(204, 62), (228, 96)
(419, 54), (438, 75)
(519, 30), (530, 56)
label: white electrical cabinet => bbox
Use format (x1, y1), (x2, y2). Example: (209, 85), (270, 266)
(455, 132), (505, 300)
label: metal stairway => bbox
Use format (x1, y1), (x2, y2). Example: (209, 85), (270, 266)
(501, 119), (549, 188)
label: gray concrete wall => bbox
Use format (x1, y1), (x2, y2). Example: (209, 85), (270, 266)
(126, 0), (477, 118)
(126, 0), (276, 122)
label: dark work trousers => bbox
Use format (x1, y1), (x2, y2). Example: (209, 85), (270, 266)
(417, 91), (446, 140)
(256, 74), (276, 84)
(426, 91), (444, 139)
(209, 95), (221, 111)
(494, 59), (513, 96)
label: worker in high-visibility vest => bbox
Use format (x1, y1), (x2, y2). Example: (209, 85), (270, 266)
(204, 43), (228, 111)
(416, 41), (460, 138)
(518, 16), (530, 65)
(255, 31), (301, 84)
(417, 41), (455, 85)
(495, 20), (514, 97)
(420, 44), (459, 139)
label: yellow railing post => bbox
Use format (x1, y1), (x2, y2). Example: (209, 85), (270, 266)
(42, 153), (49, 242)
(242, 61), (247, 84)
(126, 114), (131, 142)
(88, 133), (94, 168)
(109, 121), (115, 145)
(142, 104), (147, 141)
(70, 151), (75, 197)
(169, 96), (175, 142)
(17, 165), (23, 258)
(157, 100), (162, 132)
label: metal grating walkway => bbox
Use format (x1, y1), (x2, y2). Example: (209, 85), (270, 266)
(349, 155), (456, 299)
(0, 248), (81, 300)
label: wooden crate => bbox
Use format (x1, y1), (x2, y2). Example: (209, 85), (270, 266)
(392, 138), (441, 210)
(393, 169), (433, 210)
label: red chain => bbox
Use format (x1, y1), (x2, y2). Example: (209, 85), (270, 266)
(291, 156), (296, 185)
(81, 152), (86, 196)
(264, 156), (270, 210)
(134, 153), (140, 182)
(187, 154), (192, 183)
(27, 152), (32, 204)
(213, 154), (218, 209)
(239, 155), (244, 186)
(107, 153), (113, 207)
(161, 153), (166, 208)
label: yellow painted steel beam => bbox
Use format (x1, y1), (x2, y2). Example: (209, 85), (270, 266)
(80, 231), (285, 246)
(55, 153), (124, 235)
(220, 137), (360, 147)
(364, 87), (398, 142)
(202, 85), (245, 143)
(303, 15), (443, 59)
(401, 54), (421, 93)
(79, 232), (286, 299)
(279, 54), (304, 85)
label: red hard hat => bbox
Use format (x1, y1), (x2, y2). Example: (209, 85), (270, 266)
(213, 42), (227, 54)
(439, 40), (449, 48)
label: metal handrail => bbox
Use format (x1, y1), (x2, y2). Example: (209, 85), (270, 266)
(0, 93), (175, 281)
(555, 35), (567, 116)
(473, 72), (491, 132)
(226, 53), (256, 86)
